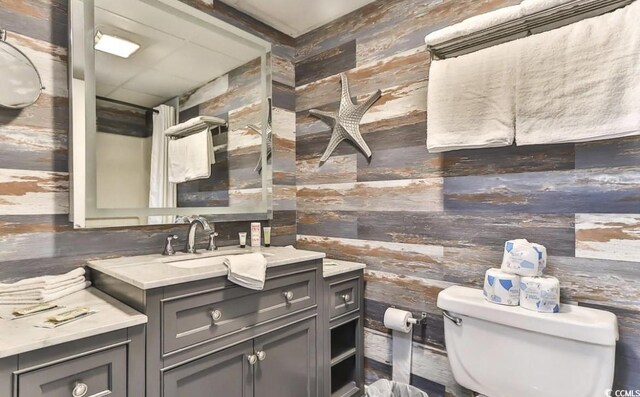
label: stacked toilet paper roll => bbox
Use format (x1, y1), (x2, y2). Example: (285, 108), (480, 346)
(520, 276), (560, 313)
(483, 268), (520, 306)
(501, 239), (547, 276)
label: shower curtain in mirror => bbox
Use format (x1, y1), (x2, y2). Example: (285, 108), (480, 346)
(148, 104), (177, 224)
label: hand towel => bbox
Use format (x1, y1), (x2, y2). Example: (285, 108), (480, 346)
(0, 281), (91, 305)
(224, 253), (267, 290)
(0, 268), (85, 293)
(426, 38), (520, 152)
(168, 128), (215, 183)
(515, 1), (640, 145)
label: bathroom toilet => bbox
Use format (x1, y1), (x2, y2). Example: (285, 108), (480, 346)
(437, 286), (618, 397)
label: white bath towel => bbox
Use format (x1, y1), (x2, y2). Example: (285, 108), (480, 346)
(424, 4), (523, 46)
(0, 268), (85, 294)
(0, 281), (91, 305)
(224, 253), (267, 291)
(515, 1), (640, 145)
(164, 115), (225, 137)
(167, 128), (215, 183)
(426, 38), (520, 152)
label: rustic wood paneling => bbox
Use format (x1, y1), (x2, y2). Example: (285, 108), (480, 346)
(295, 40), (357, 87)
(295, 0), (640, 393)
(96, 99), (151, 138)
(576, 214), (640, 262)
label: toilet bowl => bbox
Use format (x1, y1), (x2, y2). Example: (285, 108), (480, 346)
(437, 286), (618, 397)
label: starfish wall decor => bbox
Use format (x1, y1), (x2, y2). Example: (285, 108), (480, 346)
(309, 73), (381, 164)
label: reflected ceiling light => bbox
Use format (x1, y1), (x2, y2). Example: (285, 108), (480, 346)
(94, 31), (140, 58)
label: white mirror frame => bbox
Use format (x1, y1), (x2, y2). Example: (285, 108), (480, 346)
(69, 0), (272, 228)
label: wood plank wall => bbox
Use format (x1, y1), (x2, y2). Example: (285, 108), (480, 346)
(293, 0), (640, 394)
(0, 0), (296, 282)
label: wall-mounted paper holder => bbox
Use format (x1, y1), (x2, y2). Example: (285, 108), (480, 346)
(407, 312), (428, 326)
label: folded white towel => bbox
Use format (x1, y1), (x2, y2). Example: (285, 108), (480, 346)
(168, 128), (215, 183)
(0, 281), (91, 305)
(0, 276), (85, 297)
(224, 253), (267, 291)
(424, 4), (523, 46)
(426, 38), (520, 152)
(0, 268), (86, 293)
(164, 115), (225, 137)
(515, 1), (640, 145)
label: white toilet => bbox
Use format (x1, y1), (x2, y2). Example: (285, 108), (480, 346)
(437, 286), (619, 397)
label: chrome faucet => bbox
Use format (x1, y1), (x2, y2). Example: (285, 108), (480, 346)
(182, 216), (211, 254)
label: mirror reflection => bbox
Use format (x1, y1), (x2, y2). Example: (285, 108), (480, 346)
(0, 29), (43, 109)
(76, 0), (272, 227)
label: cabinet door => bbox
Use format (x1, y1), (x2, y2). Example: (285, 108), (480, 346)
(163, 341), (253, 397)
(254, 317), (318, 397)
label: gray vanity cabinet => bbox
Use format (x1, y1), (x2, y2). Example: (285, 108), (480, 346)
(163, 318), (317, 397)
(92, 258), (324, 397)
(254, 317), (317, 397)
(163, 341), (253, 397)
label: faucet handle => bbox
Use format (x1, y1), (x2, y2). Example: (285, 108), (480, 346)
(163, 234), (179, 256)
(207, 232), (219, 251)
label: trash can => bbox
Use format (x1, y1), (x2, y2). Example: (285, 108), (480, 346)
(366, 379), (429, 397)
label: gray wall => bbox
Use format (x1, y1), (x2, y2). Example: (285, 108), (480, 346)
(293, 0), (640, 394)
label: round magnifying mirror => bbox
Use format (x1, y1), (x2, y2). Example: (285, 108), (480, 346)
(0, 31), (44, 109)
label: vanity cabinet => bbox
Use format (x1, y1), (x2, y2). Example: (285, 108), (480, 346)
(164, 317), (317, 397)
(324, 270), (365, 397)
(2, 327), (144, 397)
(92, 258), (323, 397)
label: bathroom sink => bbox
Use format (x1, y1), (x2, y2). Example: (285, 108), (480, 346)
(164, 251), (274, 269)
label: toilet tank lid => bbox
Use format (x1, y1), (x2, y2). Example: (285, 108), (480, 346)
(437, 286), (619, 346)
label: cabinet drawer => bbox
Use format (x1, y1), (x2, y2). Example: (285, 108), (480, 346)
(329, 278), (360, 319)
(162, 270), (317, 354)
(17, 346), (127, 397)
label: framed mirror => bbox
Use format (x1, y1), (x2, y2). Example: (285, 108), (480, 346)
(0, 29), (44, 109)
(69, 0), (272, 228)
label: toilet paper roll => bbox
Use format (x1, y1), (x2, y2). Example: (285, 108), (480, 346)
(383, 308), (413, 384)
(501, 239), (547, 276)
(384, 307), (413, 333)
(520, 276), (560, 313)
(483, 268), (520, 306)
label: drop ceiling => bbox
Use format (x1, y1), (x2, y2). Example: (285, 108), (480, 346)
(94, 0), (264, 108)
(220, 0), (378, 37)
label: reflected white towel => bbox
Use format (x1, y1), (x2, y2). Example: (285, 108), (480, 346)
(164, 115), (225, 137)
(0, 268), (85, 293)
(168, 128), (215, 183)
(515, 1), (640, 145)
(0, 281), (91, 304)
(426, 39), (520, 152)
(224, 253), (267, 291)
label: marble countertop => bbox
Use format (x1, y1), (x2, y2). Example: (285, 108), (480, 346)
(0, 287), (147, 359)
(88, 246), (326, 290)
(323, 258), (366, 277)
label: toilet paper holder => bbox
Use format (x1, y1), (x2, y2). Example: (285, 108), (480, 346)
(403, 311), (428, 326)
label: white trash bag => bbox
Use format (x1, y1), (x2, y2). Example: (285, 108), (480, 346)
(366, 379), (429, 397)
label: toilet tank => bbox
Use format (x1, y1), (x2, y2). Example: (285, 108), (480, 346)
(437, 286), (618, 397)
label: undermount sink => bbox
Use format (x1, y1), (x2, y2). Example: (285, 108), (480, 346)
(164, 251), (274, 269)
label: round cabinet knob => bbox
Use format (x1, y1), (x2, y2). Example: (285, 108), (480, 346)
(247, 354), (258, 365)
(72, 383), (88, 397)
(210, 310), (222, 322)
(256, 350), (266, 361)
(342, 294), (351, 302)
(283, 291), (294, 301)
